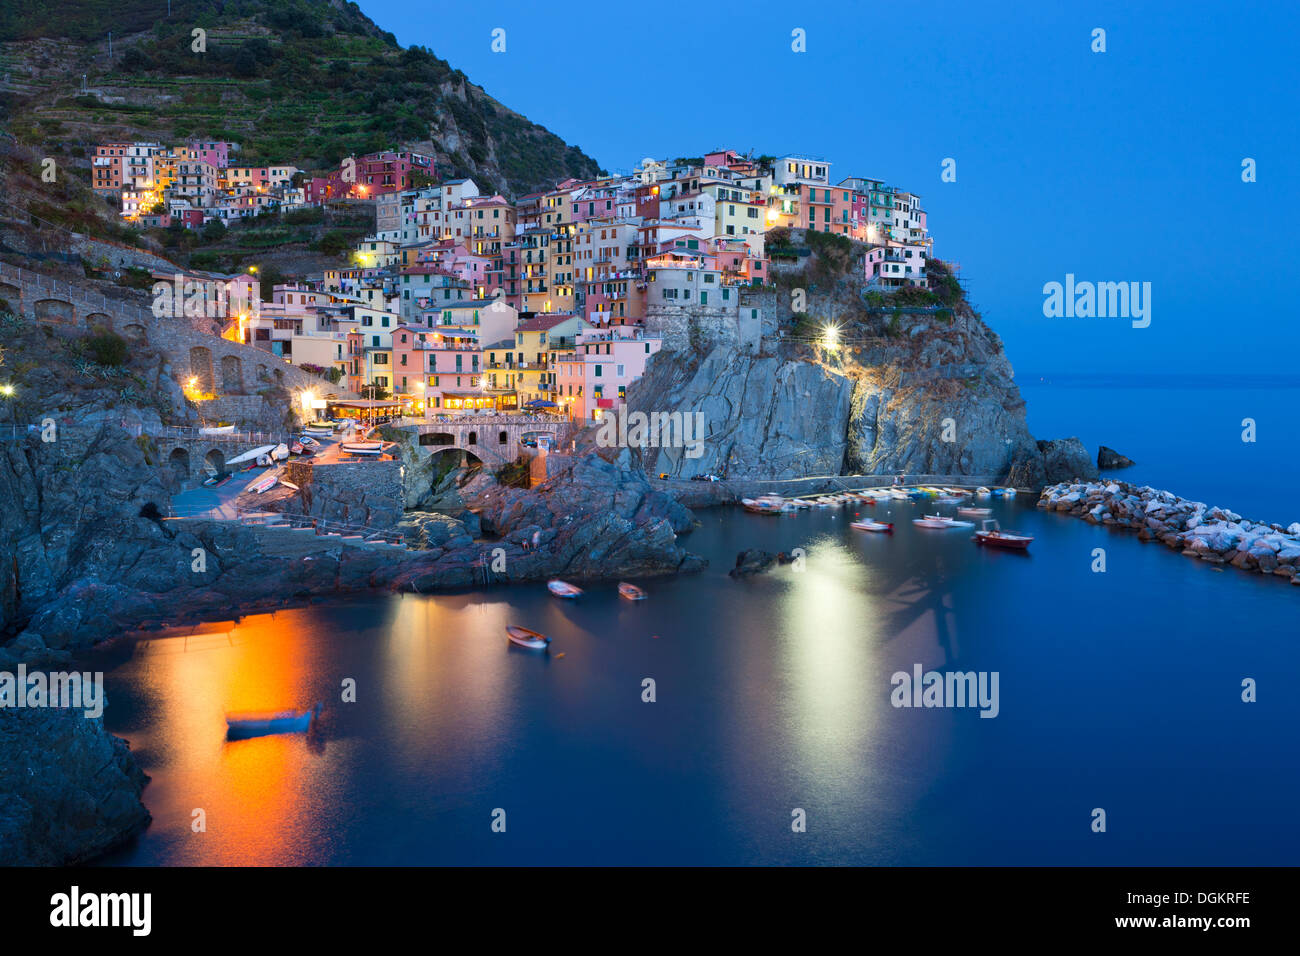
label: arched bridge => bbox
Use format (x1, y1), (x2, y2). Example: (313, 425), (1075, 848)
(396, 415), (568, 467)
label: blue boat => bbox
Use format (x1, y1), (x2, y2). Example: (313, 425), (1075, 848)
(226, 703), (321, 740)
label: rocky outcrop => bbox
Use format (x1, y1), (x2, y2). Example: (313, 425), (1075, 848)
(0, 704), (150, 865)
(1039, 481), (1300, 584)
(1098, 445), (1135, 469)
(1036, 438), (1100, 482)
(729, 549), (777, 577)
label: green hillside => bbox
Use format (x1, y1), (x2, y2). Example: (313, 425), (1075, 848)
(0, 0), (605, 197)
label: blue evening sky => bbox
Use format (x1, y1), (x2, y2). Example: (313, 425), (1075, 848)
(363, 0), (1298, 378)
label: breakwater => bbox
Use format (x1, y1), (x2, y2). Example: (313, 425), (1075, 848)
(1039, 480), (1300, 584)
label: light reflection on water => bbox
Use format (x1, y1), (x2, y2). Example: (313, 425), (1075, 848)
(88, 498), (1300, 865)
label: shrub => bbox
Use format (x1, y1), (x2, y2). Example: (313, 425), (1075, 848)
(86, 332), (128, 366)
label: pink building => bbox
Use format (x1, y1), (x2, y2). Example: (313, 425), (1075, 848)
(391, 324), (487, 412)
(554, 326), (663, 422)
(189, 141), (236, 169)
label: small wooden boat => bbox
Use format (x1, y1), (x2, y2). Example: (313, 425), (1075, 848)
(200, 424), (236, 435)
(202, 471), (232, 487)
(990, 487), (1006, 497)
(340, 441), (384, 455)
(290, 442), (304, 455)
(246, 472), (279, 494)
(298, 435), (320, 447)
(976, 486), (991, 498)
(913, 514), (975, 529)
(936, 495), (965, 504)
(974, 519), (1033, 550)
(850, 520), (894, 533)
(506, 625), (551, 649)
(742, 495), (789, 514)
(226, 703), (320, 740)
(618, 582), (647, 600)
(957, 506), (992, 517)
(271, 443), (290, 461)
(547, 579), (583, 598)
(280, 480), (300, 491)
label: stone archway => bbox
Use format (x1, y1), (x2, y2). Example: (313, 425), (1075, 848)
(220, 354), (243, 393)
(121, 323), (147, 344)
(190, 346), (215, 392)
(0, 282), (20, 310)
(35, 298), (74, 325)
(202, 448), (226, 477)
(168, 447), (191, 482)
(419, 432), (455, 446)
(86, 312), (113, 331)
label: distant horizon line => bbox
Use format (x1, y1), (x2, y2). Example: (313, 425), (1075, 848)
(1017, 371), (1300, 388)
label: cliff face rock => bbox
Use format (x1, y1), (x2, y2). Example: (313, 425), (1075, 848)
(625, 281), (1093, 488)
(627, 348), (854, 479)
(0, 705), (150, 865)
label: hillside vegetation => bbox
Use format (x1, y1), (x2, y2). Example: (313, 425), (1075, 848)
(0, 0), (604, 197)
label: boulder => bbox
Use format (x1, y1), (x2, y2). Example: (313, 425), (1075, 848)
(1036, 438), (1100, 483)
(729, 548), (777, 578)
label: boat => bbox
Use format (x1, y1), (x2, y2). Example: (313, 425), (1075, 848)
(280, 480), (300, 491)
(246, 472), (279, 494)
(202, 471), (232, 487)
(990, 487), (1006, 497)
(290, 442), (304, 455)
(200, 424), (235, 435)
(850, 520), (894, 533)
(976, 486), (991, 498)
(913, 514), (975, 529)
(226, 703), (321, 740)
(907, 490), (929, 501)
(547, 579), (584, 599)
(618, 582), (647, 600)
(957, 506), (993, 518)
(340, 441), (384, 456)
(742, 494), (790, 515)
(506, 625), (551, 649)
(271, 443), (289, 460)
(936, 494), (965, 504)
(1004, 487), (1018, 498)
(226, 444), (277, 467)
(298, 435), (320, 447)
(974, 519), (1033, 550)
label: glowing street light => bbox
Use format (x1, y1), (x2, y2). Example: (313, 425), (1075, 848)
(822, 322), (842, 350)
(0, 384), (14, 397)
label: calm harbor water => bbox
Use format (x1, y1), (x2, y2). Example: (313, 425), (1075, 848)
(90, 490), (1300, 866)
(1019, 377), (1300, 524)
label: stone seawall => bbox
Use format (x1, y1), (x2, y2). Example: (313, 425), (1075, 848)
(1039, 480), (1300, 586)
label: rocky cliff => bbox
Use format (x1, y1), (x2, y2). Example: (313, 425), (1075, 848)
(626, 250), (1098, 487)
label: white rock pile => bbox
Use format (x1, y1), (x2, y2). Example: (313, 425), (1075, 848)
(1038, 481), (1300, 584)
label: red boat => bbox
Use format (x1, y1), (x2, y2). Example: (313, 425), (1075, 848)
(973, 520), (1033, 550)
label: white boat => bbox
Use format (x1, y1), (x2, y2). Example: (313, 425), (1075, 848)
(1004, 487), (1018, 497)
(936, 495), (965, 504)
(850, 520), (894, 533)
(271, 443), (289, 461)
(298, 435), (320, 447)
(618, 582), (647, 600)
(913, 514), (975, 529)
(226, 444), (277, 466)
(246, 472), (279, 494)
(340, 441), (384, 456)
(547, 579), (584, 599)
(976, 486), (991, 498)
(226, 703), (320, 740)
(506, 625), (550, 649)
(200, 424), (235, 435)
(280, 480), (300, 491)
(957, 506), (992, 517)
